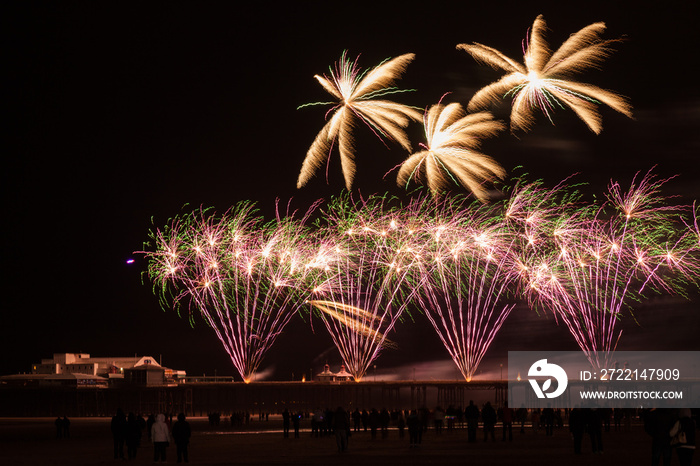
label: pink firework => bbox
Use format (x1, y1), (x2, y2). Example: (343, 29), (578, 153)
(408, 194), (522, 382)
(305, 194), (425, 381)
(145, 203), (317, 383)
(515, 172), (699, 370)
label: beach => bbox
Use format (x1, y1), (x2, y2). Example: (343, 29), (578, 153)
(0, 416), (667, 465)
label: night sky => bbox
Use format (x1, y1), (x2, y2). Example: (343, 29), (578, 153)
(4, 2), (699, 380)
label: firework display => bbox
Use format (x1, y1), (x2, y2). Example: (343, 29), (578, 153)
(297, 52), (421, 190)
(512, 172), (699, 370)
(146, 203), (319, 383)
(397, 102), (506, 201)
(457, 15), (633, 133)
(142, 19), (699, 382)
(143, 174), (698, 381)
(306, 194), (425, 381)
(408, 195), (520, 381)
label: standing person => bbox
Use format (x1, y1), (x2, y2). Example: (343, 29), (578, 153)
(542, 404), (555, 436)
(369, 409), (379, 440)
(137, 414), (147, 437)
(569, 407), (586, 454)
(172, 413), (192, 464)
(282, 409), (290, 438)
(501, 402), (513, 441)
(420, 407), (430, 434)
(407, 410), (422, 448)
(125, 412), (142, 461)
(62, 416), (70, 438)
(55, 417), (63, 439)
(352, 408), (361, 433)
(311, 408), (322, 437)
(292, 412), (301, 438)
(465, 400), (479, 443)
(600, 407), (612, 432)
(482, 402), (497, 442)
(146, 414), (156, 441)
(151, 413), (171, 463)
(446, 406), (456, 431)
(332, 406), (350, 453)
(397, 410), (406, 439)
(587, 408), (603, 454)
(531, 409), (540, 434)
(644, 408), (676, 466)
(516, 405), (528, 434)
(433, 406), (445, 434)
(613, 408), (623, 431)
(324, 408), (333, 436)
(674, 408), (695, 466)
(111, 408), (127, 460)
(623, 407), (632, 432)
(379, 408), (390, 439)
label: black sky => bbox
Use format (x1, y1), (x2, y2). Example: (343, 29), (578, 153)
(4, 1), (699, 380)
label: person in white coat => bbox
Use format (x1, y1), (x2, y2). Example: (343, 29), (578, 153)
(151, 413), (171, 463)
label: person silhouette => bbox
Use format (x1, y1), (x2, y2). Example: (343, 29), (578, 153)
(587, 408), (603, 454)
(501, 402), (513, 441)
(126, 412), (142, 460)
(146, 414), (155, 441)
(433, 406), (444, 434)
(62, 416), (70, 438)
(332, 406), (350, 452)
(531, 409), (540, 434)
(311, 408), (322, 437)
(675, 408), (696, 466)
(369, 408), (380, 439)
(644, 408), (676, 466)
(111, 408), (127, 459)
(569, 407), (585, 454)
(380, 408), (390, 438)
(516, 404), (527, 434)
(292, 412), (301, 438)
(397, 410), (406, 438)
(542, 404), (555, 436)
(482, 402), (496, 441)
(407, 410), (422, 447)
(352, 408), (361, 432)
(465, 400), (479, 442)
(172, 413), (192, 463)
(282, 409), (290, 438)
(55, 417), (63, 439)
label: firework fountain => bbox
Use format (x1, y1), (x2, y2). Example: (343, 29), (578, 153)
(409, 194), (521, 381)
(305, 194), (425, 381)
(514, 172), (699, 370)
(146, 203), (318, 383)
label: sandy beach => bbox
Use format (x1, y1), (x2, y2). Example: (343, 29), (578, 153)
(0, 416), (675, 465)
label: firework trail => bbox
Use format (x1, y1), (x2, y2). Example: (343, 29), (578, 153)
(514, 172), (698, 370)
(397, 102), (506, 201)
(457, 15), (633, 134)
(305, 194), (425, 381)
(145, 203), (317, 383)
(297, 51), (421, 190)
(409, 195), (520, 381)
